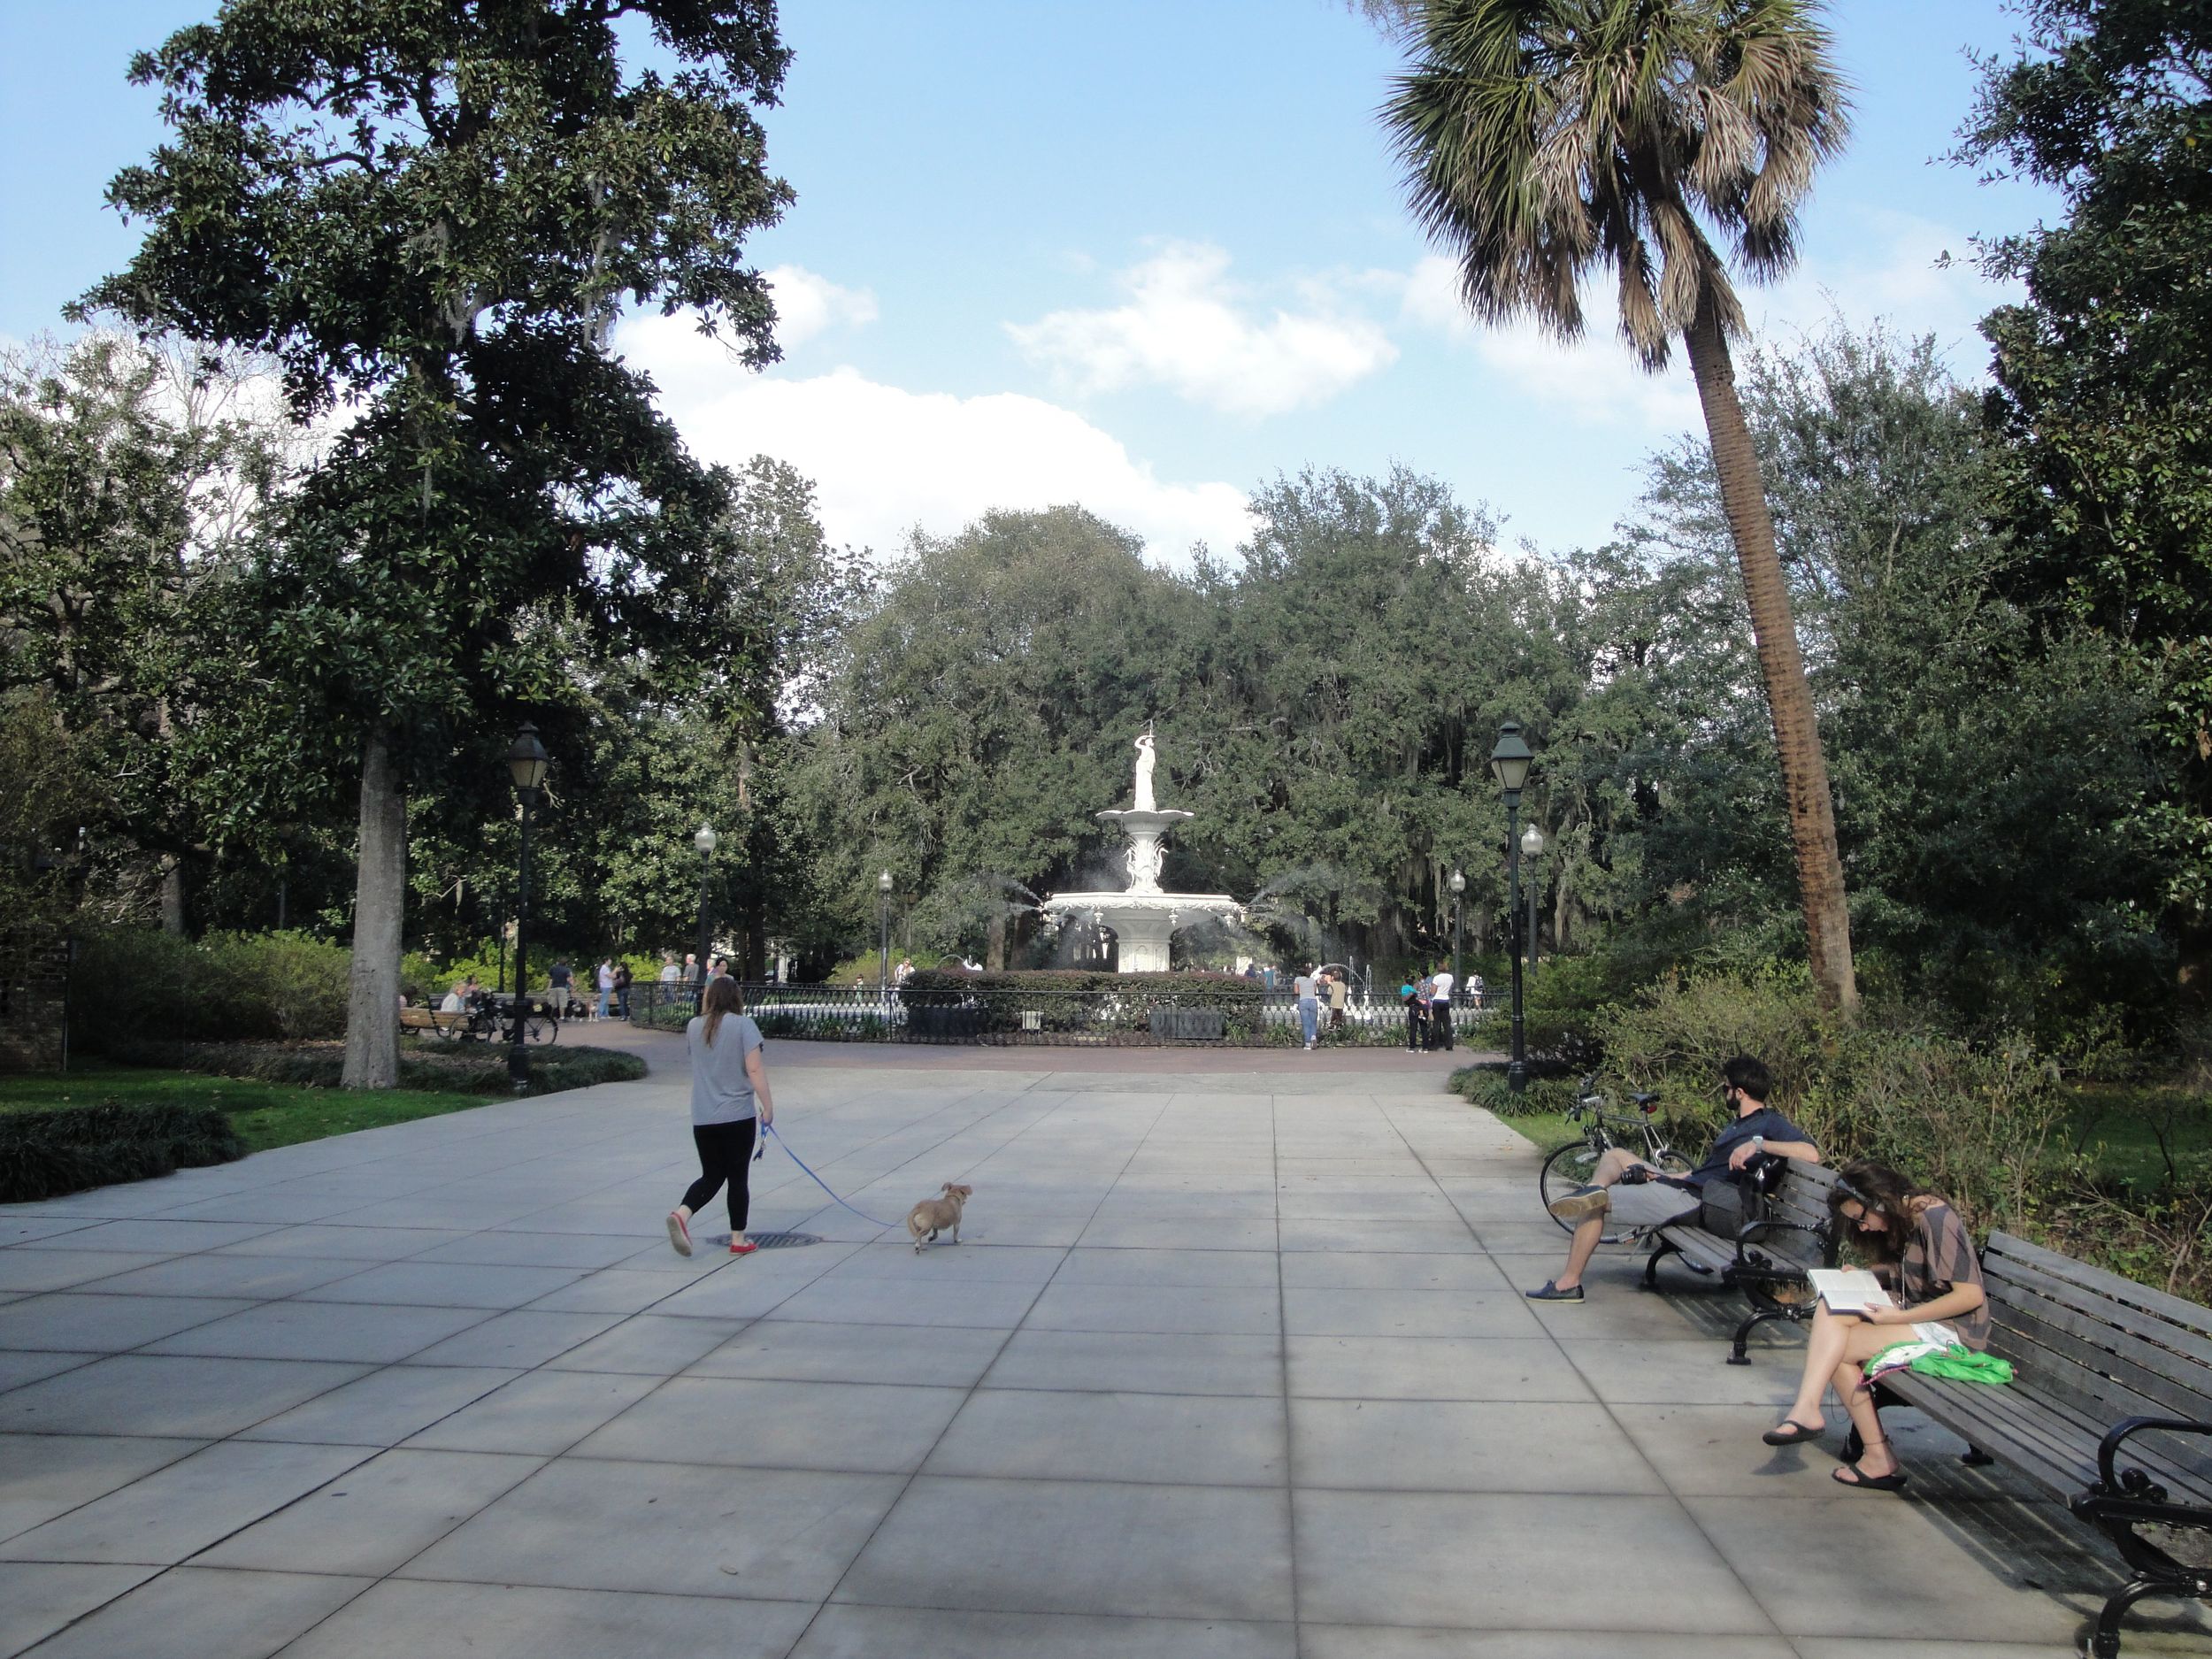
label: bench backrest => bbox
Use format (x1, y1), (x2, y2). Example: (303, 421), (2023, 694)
(1982, 1230), (2212, 1476)
(1764, 1160), (1839, 1240)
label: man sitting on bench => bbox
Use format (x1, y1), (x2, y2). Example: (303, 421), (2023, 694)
(1525, 1055), (1820, 1304)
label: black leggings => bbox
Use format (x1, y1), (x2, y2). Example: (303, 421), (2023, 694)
(680, 1119), (757, 1233)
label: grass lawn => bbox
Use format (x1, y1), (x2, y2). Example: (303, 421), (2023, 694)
(0, 1068), (491, 1155)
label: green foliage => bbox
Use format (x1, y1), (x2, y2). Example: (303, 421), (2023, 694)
(75, 928), (351, 1044)
(1448, 1068), (1579, 1119)
(102, 1037), (644, 1098)
(1594, 971), (2070, 1232)
(1959, 0), (2212, 941)
(0, 1102), (242, 1204)
(901, 969), (1271, 1039)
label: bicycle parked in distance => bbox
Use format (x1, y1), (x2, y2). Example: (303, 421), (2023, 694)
(1538, 1073), (1692, 1244)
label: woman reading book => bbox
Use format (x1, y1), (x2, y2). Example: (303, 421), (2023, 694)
(1761, 1161), (1991, 1491)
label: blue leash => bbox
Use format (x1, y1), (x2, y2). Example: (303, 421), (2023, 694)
(758, 1122), (901, 1230)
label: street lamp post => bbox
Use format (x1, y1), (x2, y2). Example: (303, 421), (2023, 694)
(877, 870), (894, 1004)
(1448, 867), (1465, 1035)
(504, 724), (549, 1092)
(1489, 721), (1535, 1094)
(1521, 822), (1546, 987)
(692, 822), (717, 1000)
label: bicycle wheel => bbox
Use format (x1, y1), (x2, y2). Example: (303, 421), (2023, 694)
(525, 1013), (557, 1045)
(1540, 1141), (1605, 1234)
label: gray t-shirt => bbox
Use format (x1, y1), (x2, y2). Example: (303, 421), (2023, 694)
(687, 1013), (764, 1125)
(1294, 974), (1318, 1001)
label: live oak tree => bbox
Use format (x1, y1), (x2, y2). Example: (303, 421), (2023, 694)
(1958, 0), (2212, 996)
(82, 0), (795, 1085)
(1382, 0), (1863, 1010)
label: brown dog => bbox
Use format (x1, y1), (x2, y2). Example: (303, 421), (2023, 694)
(907, 1183), (973, 1253)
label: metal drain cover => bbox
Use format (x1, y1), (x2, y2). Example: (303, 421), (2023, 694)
(745, 1232), (823, 1250)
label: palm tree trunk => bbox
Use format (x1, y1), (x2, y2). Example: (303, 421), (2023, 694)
(341, 730), (407, 1087)
(1684, 296), (1859, 1012)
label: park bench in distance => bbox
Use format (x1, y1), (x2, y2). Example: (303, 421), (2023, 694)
(1836, 1232), (2212, 1659)
(1640, 1157), (1842, 1365)
(397, 1006), (470, 1040)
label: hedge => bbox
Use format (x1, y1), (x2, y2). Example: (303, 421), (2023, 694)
(73, 929), (351, 1046)
(0, 1102), (244, 1204)
(103, 1039), (647, 1098)
(898, 968), (1270, 1039)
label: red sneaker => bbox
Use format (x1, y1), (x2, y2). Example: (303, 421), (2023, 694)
(665, 1211), (692, 1257)
(729, 1240), (759, 1256)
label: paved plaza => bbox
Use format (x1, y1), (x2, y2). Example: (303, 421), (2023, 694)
(1, 1040), (2205, 1657)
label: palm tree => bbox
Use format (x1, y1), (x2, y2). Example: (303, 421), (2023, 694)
(1384, 0), (1860, 1010)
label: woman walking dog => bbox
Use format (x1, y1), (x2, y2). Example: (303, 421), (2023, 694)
(666, 978), (775, 1257)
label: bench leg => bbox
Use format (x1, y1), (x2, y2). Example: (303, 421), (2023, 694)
(1729, 1306), (1794, 1366)
(2090, 1574), (2185, 1659)
(1640, 1237), (1678, 1293)
(1960, 1445), (1993, 1466)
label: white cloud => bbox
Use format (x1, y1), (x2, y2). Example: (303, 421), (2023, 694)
(619, 312), (1251, 562)
(764, 264), (879, 349)
(1399, 210), (2019, 434)
(1008, 242), (1397, 418)
(1402, 253), (1703, 431)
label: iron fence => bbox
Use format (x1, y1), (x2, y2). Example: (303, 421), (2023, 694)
(618, 978), (1495, 1049)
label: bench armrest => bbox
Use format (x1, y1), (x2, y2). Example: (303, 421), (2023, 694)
(2094, 1416), (2212, 1503)
(1729, 1217), (1829, 1269)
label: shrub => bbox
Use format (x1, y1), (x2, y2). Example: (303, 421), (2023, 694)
(1593, 970), (2070, 1235)
(1448, 1068), (1579, 1118)
(900, 968), (1269, 1039)
(75, 929), (351, 1045)
(0, 1102), (244, 1203)
(102, 1039), (645, 1098)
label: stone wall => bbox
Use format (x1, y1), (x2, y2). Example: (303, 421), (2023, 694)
(0, 933), (69, 1072)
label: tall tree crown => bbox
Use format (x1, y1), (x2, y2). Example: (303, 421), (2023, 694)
(80, 0), (794, 411)
(1384, 0), (1850, 366)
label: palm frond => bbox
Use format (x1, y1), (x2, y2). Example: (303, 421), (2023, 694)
(1381, 0), (1849, 365)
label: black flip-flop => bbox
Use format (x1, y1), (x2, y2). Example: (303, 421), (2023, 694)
(1832, 1463), (1909, 1492)
(1762, 1419), (1825, 1446)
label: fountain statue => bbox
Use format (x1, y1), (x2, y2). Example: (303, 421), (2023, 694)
(1038, 729), (1242, 972)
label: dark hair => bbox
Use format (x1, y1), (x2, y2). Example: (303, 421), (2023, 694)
(1827, 1160), (1926, 1266)
(700, 975), (745, 1046)
(1721, 1055), (1771, 1102)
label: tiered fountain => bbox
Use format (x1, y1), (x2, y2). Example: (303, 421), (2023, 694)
(1038, 731), (1243, 972)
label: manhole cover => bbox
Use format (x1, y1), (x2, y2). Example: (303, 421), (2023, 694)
(746, 1232), (823, 1250)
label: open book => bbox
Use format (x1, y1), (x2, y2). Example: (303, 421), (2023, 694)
(1806, 1268), (1892, 1314)
(1807, 1269), (1959, 1348)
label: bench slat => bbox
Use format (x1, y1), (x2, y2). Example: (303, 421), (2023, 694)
(1988, 1280), (2212, 1425)
(1987, 1231), (2212, 1342)
(1986, 1251), (2212, 1379)
(1892, 1371), (2212, 1510)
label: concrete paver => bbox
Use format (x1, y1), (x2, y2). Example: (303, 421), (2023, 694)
(0, 1036), (2203, 1655)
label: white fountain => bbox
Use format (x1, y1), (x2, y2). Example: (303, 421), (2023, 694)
(1038, 731), (1242, 972)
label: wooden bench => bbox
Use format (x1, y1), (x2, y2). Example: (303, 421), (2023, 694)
(397, 1006), (470, 1039)
(1834, 1230), (2212, 1657)
(1641, 1159), (1843, 1365)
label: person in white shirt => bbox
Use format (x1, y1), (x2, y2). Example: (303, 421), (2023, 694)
(657, 954), (680, 984)
(440, 985), (466, 1014)
(1429, 964), (1456, 1050)
(595, 958), (616, 1020)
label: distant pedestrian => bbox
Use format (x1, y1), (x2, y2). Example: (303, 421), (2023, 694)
(666, 978), (774, 1258)
(1294, 964), (1320, 1050)
(1326, 968), (1348, 1030)
(894, 957), (914, 985)
(1401, 979), (1422, 1050)
(595, 958), (616, 1020)
(659, 953), (680, 984)
(549, 959), (573, 1011)
(1469, 972), (1486, 1010)
(612, 961), (633, 1019)
(1430, 962), (1456, 1051)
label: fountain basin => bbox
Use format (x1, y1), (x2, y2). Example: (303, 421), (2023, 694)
(1039, 891), (1243, 974)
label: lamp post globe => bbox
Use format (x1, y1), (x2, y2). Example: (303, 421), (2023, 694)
(504, 724), (549, 1092)
(692, 822), (717, 995)
(1521, 823), (1546, 986)
(1448, 868), (1465, 1032)
(877, 869), (894, 1001)
(1489, 722), (1536, 1094)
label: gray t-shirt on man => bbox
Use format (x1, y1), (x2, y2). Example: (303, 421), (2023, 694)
(687, 1013), (764, 1125)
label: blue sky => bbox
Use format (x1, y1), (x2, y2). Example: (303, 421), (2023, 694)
(1, 1), (2061, 561)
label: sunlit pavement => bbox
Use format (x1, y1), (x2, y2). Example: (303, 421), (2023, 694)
(1, 1040), (2202, 1657)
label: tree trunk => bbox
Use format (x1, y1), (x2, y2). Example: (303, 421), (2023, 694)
(1684, 297), (1859, 1011)
(159, 857), (187, 937)
(342, 731), (407, 1088)
(986, 912), (1006, 971)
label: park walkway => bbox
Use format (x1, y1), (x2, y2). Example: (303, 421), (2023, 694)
(0, 1041), (2202, 1657)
